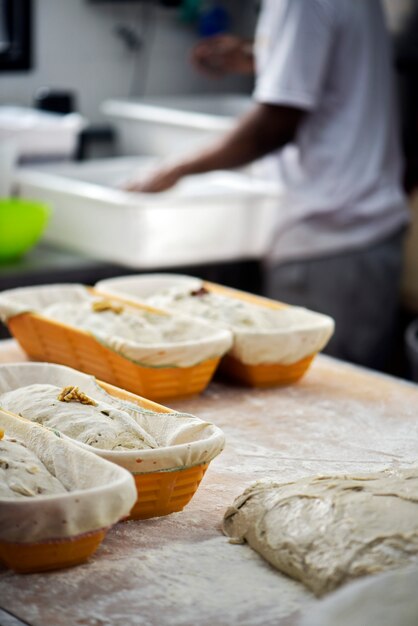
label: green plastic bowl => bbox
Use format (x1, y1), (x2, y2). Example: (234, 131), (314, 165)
(0, 198), (51, 262)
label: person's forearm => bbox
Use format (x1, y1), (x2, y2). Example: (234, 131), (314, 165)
(128, 104), (305, 192)
(177, 104), (304, 176)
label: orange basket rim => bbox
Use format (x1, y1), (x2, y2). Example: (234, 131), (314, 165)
(130, 459), (210, 476)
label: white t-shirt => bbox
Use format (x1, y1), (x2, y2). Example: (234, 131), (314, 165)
(254, 0), (409, 263)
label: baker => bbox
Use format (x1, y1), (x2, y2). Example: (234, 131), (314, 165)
(127, 0), (409, 370)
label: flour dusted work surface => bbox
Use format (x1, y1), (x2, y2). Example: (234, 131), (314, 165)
(223, 469), (418, 597)
(2, 343), (418, 625)
(299, 566), (418, 626)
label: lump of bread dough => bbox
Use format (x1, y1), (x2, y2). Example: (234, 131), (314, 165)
(0, 384), (158, 451)
(0, 435), (67, 498)
(222, 469), (418, 597)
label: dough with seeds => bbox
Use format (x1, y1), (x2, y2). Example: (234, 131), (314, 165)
(0, 384), (157, 451)
(0, 435), (67, 498)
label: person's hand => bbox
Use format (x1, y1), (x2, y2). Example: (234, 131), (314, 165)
(125, 163), (186, 193)
(191, 35), (254, 77)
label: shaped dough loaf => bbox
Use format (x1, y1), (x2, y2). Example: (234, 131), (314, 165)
(0, 384), (157, 451)
(223, 470), (418, 596)
(0, 435), (67, 498)
(147, 287), (289, 330)
(43, 301), (206, 343)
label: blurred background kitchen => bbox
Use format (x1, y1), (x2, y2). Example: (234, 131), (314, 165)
(0, 0), (418, 380)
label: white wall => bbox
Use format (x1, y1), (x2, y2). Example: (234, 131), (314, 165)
(0, 0), (256, 122)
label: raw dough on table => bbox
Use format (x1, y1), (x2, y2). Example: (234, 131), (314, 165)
(0, 384), (157, 451)
(223, 469), (418, 597)
(0, 435), (67, 498)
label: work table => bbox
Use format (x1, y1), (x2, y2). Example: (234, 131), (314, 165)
(1, 339), (418, 626)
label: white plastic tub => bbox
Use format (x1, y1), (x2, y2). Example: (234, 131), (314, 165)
(0, 107), (86, 161)
(15, 157), (278, 268)
(102, 95), (252, 158)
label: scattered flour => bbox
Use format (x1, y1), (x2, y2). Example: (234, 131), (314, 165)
(0, 535), (310, 626)
(2, 358), (418, 625)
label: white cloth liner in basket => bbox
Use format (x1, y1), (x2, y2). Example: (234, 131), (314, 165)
(0, 284), (232, 367)
(0, 408), (136, 544)
(0, 363), (225, 474)
(96, 274), (335, 366)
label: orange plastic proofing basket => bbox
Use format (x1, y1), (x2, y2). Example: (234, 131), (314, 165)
(97, 381), (209, 520)
(218, 353), (315, 387)
(0, 405), (137, 574)
(0, 378), (214, 575)
(0, 529), (106, 574)
(96, 276), (329, 387)
(204, 281), (318, 386)
(7, 309), (220, 403)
